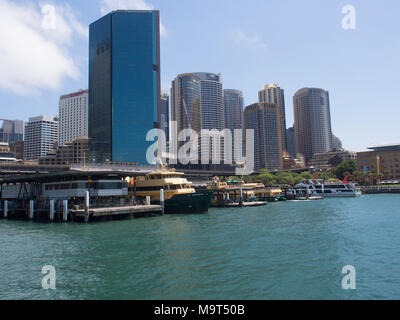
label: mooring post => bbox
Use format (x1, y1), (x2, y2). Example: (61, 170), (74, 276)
(49, 200), (55, 222)
(84, 191), (90, 223)
(160, 189), (165, 215)
(29, 200), (34, 220)
(239, 188), (244, 207)
(63, 200), (68, 222)
(3, 200), (8, 218)
(146, 196), (151, 206)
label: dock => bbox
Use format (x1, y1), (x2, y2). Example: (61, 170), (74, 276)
(0, 169), (165, 223)
(362, 186), (400, 194)
(225, 201), (267, 208)
(70, 205), (163, 222)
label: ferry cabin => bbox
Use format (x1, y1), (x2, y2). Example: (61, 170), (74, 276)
(129, 170), (195, 201)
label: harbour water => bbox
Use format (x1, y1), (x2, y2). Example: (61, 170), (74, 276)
(0, 194), (399, 300)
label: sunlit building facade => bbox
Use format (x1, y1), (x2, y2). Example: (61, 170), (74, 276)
(244, 102), (283, 171)
(293, 88), (333, 164)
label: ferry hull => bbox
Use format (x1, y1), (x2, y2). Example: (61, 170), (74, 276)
(162, 191), (214, 214)
(322, 193), (357, 198)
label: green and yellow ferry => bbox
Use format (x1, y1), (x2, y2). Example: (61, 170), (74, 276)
(128, 168), (213, 214)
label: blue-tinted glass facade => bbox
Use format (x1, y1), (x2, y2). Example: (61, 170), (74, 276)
(89, 11), (160, 164)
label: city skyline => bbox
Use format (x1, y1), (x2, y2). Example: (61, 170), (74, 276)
(0, 0), (400, 152)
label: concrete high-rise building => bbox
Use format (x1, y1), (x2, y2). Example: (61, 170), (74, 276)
(160, 91), (170, 143)
(39, 136), (89, 166)
(0, 119), (24, 144)
(244, 103), (283, 171)
(258, 84), (287, 152)
(293, 88), (333, 164)
(224, 89), (244, 132)
(171, 73), (202, 136)
(192, 72), (224, 165)
(24, 116), (58, 160)
(89, 10), (161, 164)
(286, 126), (297, 159)
(224, 89), (244, 161)
(59, 89), (88, 146)
(193, 72), (224, 131)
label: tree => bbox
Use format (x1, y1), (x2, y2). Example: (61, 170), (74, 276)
(333, 160), (356, 180)
(258, 171), (277, 186)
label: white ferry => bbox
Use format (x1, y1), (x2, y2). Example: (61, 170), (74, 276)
(295, 179), (359, 198)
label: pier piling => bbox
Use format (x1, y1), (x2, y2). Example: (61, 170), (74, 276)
(49, 200), (55, 221)
(29, 200), (34, 220)
(3, 200), (8, 218)
(160, 189), (165, 215)
(84, 191), (90, 223)
(63, 200), (68, 222)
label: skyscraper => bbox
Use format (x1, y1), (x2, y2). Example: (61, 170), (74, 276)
(258, 84), (287, 152)
(59, 89), (88, 146)
(89, 10), (161, 164)
(244, 103), (283, 171)
(0, 119), (23, 144)
(160, 91), (170, 143)
(224, 89), (244, 161)
(286, 126), (297, 159)
(24, 116), (58, 160)
(224, 89), (244, 132)
(293, 88), (333, 164)
(171, 73), (202, 136)
(193, 72), (224, 131)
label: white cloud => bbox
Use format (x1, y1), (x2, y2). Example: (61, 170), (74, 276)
(0, 0), (88, 95)
(100, 0), (167, 37)
(232, 29), (268, 50)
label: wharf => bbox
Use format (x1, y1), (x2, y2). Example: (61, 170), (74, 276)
(363, 186), (400, 194)
(225, 201), (267, 208)
(71, 205), (163, 220)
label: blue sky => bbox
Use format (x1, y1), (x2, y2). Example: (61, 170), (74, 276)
(0, 0), (399, 152)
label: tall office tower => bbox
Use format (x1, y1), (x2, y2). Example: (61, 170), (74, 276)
(24, 116), (58, 160)
(0, 119), (24, 144)
(293, 88), (333, 164)
(190, 72), (224, 165)
(224, 89), (244, 131)
(244, 103), (283, 171)
(171, 73), (202, 135)
(286, 126), (297, 159)
(89, 10), (161, 164)
(224, 89), (244, 161)
(193, 73), (224, 130)
(59, 89), (88, 146)
(258, 84), (287, 152)
(160, 91), (170, 143)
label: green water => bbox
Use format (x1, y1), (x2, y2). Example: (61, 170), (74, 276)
(1, 194), (400, 300)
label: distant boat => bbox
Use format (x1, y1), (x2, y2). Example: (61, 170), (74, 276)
(294, 179), (359, 198)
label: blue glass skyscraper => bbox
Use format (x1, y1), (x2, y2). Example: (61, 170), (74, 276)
(89, 10), (161, 164)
